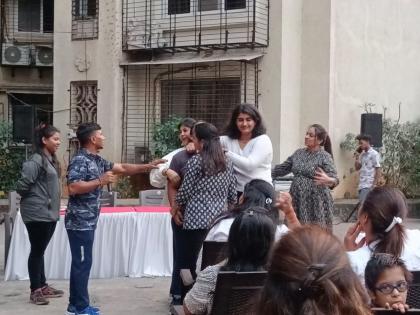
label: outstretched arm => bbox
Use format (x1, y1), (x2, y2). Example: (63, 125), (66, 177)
(112, 159), (166, 176)
(275, 192), (300, 229)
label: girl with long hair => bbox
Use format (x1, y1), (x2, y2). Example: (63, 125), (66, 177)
(184, 208), (276, 315)
(345, 186), (420, 281)
(174, 122), (236, 300)
(16, 124), (64, 305)
(257, 225), (371, 315)
(272, 124), (339, 230)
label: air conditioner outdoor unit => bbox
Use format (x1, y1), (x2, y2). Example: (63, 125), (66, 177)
(1, 43), (31, 66)
(35, 46), (53, 67)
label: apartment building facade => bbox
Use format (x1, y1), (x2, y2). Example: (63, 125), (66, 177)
(52, 0), (420, 197)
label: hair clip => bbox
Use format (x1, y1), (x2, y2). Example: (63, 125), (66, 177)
(385, 216), (403, 233)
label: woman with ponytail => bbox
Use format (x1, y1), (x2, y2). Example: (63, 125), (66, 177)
(272, 124), (338, 230)
(16, 124), (64, 305)
(257, 225), (371, 315)
(174, 122), (236, 300)
(344, 186), (420, 282)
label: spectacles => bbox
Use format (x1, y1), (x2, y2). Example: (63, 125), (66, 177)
(375, 281), (408, 294)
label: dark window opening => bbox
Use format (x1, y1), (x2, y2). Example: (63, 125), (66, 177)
(168, 0), (190, 15)
(18, 0), (41, 32)
(43, 0), (54, 32)
(10, 94), (53, 143)
(225, 0), (246, 10)
(161, 78), (240, 131)
(73, 0), (97, 19)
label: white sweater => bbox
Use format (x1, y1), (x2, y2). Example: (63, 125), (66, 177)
(220, 134), (273, 192)
(149, 147), (185, 188)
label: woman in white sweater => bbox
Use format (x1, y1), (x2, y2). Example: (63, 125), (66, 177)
(221, 104), (273, 197)
(344, 186), (420, 282)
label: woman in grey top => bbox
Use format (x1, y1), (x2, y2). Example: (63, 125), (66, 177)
(16, 124), (64, 305)
(272, 124), (339, 230)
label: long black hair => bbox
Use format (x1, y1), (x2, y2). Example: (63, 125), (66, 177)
(33, 124), (61, 176)
(222, 207), (276, 272)
(210, 179), (277, 228)
(193, 122), (226, 176)
(225, 103), (266, 139)
(177, 117), (196, 130)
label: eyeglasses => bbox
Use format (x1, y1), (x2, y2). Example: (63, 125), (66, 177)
(375, 281), (408, 294)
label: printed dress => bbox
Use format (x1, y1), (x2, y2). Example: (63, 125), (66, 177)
(272, 148), (339, 230)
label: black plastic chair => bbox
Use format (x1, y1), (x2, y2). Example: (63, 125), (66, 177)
(372, 309), (420, 315)
(408, 271), (420, 309)
(172, 270), (266, 315)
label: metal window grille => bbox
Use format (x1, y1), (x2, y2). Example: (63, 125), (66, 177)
(122, 59), (259, 162)
(71, 0), (99, 40)
(122, 0), (269, 52)
(7, 93), (53, 144)
(68, 81), (98, 157)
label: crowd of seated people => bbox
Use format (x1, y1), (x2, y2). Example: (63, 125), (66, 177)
(178, 186), (420, 315)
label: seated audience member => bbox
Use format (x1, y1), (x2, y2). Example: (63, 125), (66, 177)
(345, 186), (420, 281)
(183, 207), (276, 315)
(257, 225), (371, 315)
(206, 179), (300, 242)
(365, 253), (413, 313)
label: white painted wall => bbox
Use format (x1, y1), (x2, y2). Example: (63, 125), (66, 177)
(54, 0), (124, 166)
(331, 0), (420, 197)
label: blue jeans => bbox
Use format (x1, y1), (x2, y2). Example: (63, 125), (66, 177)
(67, 229), (95, 312)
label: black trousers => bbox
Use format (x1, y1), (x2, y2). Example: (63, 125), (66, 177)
(170, 218), (186, 300)
(24, 221), (57, 291)
(179, 228), (208, 301)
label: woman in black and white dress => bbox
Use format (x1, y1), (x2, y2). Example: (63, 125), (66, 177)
(272, 124), (338, 230)
(174, 122), (237, 298)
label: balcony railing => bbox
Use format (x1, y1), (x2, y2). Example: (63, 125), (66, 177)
(122, 0), (269, 52)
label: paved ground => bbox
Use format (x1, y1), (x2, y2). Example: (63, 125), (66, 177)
(1, 219), (419, 315)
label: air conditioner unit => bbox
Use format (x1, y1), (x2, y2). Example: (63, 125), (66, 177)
(35, 46), (53, 67)
(1, 43), (31, 66)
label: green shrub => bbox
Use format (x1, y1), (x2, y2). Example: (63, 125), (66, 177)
(152, 116), (182, 158)
(0, 121), (26, 197)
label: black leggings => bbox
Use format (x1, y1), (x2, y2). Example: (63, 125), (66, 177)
(24, 221), (57, 291)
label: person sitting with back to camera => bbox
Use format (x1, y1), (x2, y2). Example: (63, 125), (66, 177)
(183, 207), (276, 315)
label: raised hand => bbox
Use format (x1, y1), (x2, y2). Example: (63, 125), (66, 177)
(344, 222), (366, 251)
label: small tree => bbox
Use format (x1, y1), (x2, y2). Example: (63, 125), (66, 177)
(0, 121), (26, 197)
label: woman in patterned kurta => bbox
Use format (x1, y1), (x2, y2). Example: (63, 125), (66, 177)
(272, 124), (339, 230)
(174, 122), (237, 300)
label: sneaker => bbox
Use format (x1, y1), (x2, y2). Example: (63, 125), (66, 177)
(66, 305), (100, 315)
(30, 289), (49, 305)
(41, 285), (64, 298)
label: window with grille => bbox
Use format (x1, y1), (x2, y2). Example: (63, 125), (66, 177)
(123, 60), (258, 163)
(17, 0), (53, 33)
(168, 0), (190, 15)
(72, 0), (98, 40)
(161, 79), (240, 130)
(9, 93), (53, 143)
(225, 0), (246, 10)
(69, 81), (98, 128)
